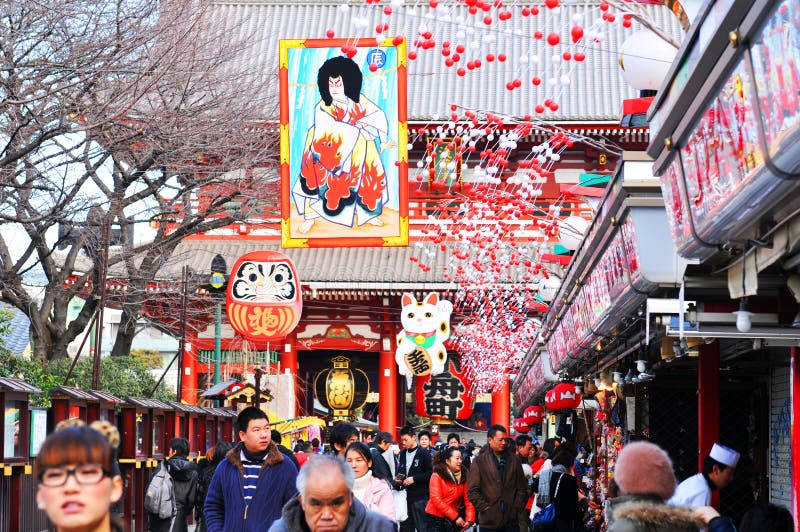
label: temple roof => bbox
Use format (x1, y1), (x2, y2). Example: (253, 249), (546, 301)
(209, 0), (684, 121)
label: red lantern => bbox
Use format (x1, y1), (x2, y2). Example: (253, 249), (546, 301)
(523, 405), (545, 424)
(545, 382), (582, 411)
(512, 418), (531, 434)
(415, 357), (475, 420)
(226, 250), (302, 341)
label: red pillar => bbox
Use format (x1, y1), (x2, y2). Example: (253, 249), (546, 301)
(491, 376), (511, 430)
(379, 349), (398, 440)
(182, 333), (199, 404)
(791, 346), (800, 528)
(281, 333), (299, 416)
(698, 340), (720, 507)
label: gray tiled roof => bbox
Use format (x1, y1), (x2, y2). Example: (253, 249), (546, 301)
(210, 1), (683, 121)
(160, 239), (454, 285)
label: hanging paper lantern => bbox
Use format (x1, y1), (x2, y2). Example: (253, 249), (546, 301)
(226, 250), (302, 341)
(545, 382), (582, 410)
(513, 418), (531, 433)
(619, 30), (679, 91)
(415, 357), (475, 420)
(315, 356), (370, 421)
(523, 405), (545, 424)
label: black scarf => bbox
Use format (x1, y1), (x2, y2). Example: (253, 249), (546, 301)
(242, 444), (269, 464)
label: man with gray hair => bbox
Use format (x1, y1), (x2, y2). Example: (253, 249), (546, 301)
(269, 455), (395, 532)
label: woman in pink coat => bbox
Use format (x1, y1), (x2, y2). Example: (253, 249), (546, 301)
(345, 442), (396, 521)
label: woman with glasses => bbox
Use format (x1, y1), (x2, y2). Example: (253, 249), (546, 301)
(36, 426), (124, 532)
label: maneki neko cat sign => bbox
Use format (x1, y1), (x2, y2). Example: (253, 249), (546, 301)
(226, 250), (303, 341)
(396, 292), (453, 386)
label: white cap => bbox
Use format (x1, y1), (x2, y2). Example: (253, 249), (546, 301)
(709, 443), (740, 468)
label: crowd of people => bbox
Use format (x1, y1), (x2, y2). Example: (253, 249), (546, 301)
(33, 410), (793, 532)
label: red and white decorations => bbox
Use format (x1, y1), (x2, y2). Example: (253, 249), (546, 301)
(545, 382), (582, 411)
(523, 405), (546, 425)
(415, 357), (475, 421)
(396, 292), (453, 384)
(512, 418), (532, 434)
(226, 251), (302, 342)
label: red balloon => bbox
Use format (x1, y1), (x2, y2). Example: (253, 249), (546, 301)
(547, 33), (560, 46)
(571, 25), (584, 43)
(545, 0), (559, 8)
(326, 29), (335, 39)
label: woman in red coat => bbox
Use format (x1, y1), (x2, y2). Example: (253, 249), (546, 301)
(425, 446), (476, 532)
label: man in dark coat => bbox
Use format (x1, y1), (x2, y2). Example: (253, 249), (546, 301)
(204, 407), (298, 532)
(271, 429), (300, 470)
(393, 425), (433, 532)
(467, 424), (529, 532)
(148, 437), (198, 532)
(268, 454), (395, 532)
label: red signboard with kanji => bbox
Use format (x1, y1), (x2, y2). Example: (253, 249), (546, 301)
(415, 357), (475, 421)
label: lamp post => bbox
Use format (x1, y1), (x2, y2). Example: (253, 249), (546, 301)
(208, 254), (228, 404)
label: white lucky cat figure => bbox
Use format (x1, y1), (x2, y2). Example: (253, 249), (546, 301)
(395, 292), (453, 388)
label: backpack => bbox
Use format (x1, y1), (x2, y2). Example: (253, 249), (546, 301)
(144, 461), (176, 519)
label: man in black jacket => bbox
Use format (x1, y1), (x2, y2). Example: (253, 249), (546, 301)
(394, 426), (432, 532)
(149, 437), (199, 532)
(368, 431), (393, 480)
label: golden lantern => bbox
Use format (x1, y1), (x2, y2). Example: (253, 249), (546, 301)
(315, 356), (370, 421)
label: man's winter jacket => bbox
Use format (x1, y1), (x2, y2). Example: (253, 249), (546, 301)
(606, 494), (705, 532)
(268, 495), (396, 532)
(204, 442), (298, 532)
(466, 445), (528, 529)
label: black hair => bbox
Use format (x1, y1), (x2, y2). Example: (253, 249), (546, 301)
(376, 431), (393, 445)
(212, 441), (235, 465)
(330, 422), (359, 454)
(515, 434), (533, 447)
(270, 429), (283, 444)
(418, 429), (431, 440)
(739, 504), (793, 532)
(446, 433), (460, 446)
(399, 425), (416, 438)
(237, 406), (268, 433)
(169, 437), (190, 457)
(312, 438), (320, 447)
(702, 455), (730, 476)
(434, 446), (463, 466)
(542, 437), (560, 456)
(487, 424), (508, 439)
(317, 56), (363, 106)
(345, 441), (390, 482)
(551, 442), (577, 469)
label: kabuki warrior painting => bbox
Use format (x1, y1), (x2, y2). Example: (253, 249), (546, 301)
(280, 38), (408, 247)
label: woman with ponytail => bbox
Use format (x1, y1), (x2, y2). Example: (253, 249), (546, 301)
(425, 446), (475, 532)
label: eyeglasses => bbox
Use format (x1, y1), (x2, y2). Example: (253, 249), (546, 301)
(39, 464), (110, 487)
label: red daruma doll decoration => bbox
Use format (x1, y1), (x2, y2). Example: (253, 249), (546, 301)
(226, 251), (302, 341)
(545, 382), (582, 411)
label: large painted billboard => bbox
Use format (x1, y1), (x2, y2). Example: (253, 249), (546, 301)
(279, 38), (408, 247)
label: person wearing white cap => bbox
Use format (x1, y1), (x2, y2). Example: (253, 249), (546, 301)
(668, 443), (740, 508)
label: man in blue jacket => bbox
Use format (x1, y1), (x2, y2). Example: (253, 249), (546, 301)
(204, 407), (298, 531)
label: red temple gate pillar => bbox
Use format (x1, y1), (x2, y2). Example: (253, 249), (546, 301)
(182, 333), (199, 404)
(281, 332), (299, 416)
(379, 344), (398, 440)
(491, 376), (511, 430)
(698, 339), (720, 508)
